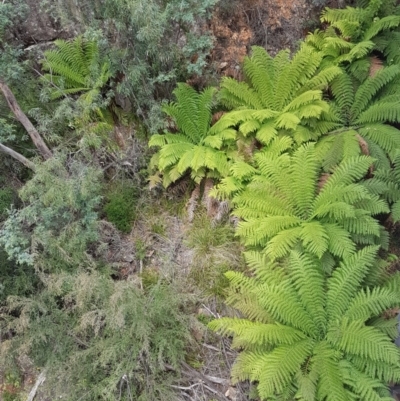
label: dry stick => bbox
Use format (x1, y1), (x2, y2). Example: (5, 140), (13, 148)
(0, 142), (36, 170)
(26, 370), (47, 401)
(0, 80), (52, 160)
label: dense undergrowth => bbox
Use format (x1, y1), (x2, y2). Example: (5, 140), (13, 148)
(2, 0), (400, 400)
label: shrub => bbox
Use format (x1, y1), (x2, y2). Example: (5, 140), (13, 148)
(2, 272), (190, 401)
(0, 187), (14, 219)
(0, 155), (102, 270)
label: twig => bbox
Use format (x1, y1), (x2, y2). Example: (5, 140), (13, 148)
(200, 303), (218, 318)
(170, 383), (203, 391)
(202, 343), (220, 352)
(26, 369), (47, 401)
(139, 259), (143, 290)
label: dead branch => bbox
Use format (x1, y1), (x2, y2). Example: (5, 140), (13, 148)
(26, 369), (46, 401)
(0, 142), (36, 170)
(0, 79), (52, 160)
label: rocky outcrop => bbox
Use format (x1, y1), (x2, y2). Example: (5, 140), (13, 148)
(9, 0), (79, 46)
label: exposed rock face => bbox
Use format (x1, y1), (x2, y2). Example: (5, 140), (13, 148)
(210, 0), (347, 78)
(9, 0), (79, 46)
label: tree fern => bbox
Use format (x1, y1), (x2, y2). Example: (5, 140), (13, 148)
(315, 66), (400, 171)
(207, 46), (339, 151)
(231, 144), (389, 261)
(363, 151), (400, 221)
(311, 0), (400, 73)
(209, 247), (400, 400)
(149, 83), (232, 187)
(40, 36), (111, 101)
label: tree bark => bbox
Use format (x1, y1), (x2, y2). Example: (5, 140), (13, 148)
(0, 79), (52, 160)
(0, 142), (36, 170)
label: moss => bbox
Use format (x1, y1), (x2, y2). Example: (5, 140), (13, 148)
(103, 182), (139, 233)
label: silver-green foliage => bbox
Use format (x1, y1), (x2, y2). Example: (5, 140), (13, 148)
(77, 0), (219, 131)
(210, 247), (400, 401)
(0, 155), (102, 269)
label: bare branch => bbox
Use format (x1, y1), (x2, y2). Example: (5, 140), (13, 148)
(0, 142), (36, 170)
(0, 79), (52, 160)
(26, 369), (47, 401)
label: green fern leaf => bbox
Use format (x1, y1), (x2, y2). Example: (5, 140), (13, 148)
(327, 246), (379, 321)
(364, 15), (400, 40)
(255, 340), (315, 398)
(328, 319), (399, 365)
(356, 101), (400, 124)
(344, 287), (399, 321)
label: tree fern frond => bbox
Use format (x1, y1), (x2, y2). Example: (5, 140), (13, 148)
(298, 66), (343, 93)
(369, 316), (399, 340)
(350, 355), (400, 383)
(359, 124), (400, 157)
(219, 78), (263, 110)
(295, 102), (330, 120)
(256, 280), (317, 336)
(329, 319), (399, 365)
(344, 287), (398, 322)
(356, 101), (400, 124)
(327, 246), (379, 322)
(322, 155), (374, 188)
(202, 128), (237, 149)
(239, 119), (261, 136)
(363, 15), (400, 40)
(254, 120), (278, 145)
(230, 351), (262, 382)
(283, 90), (323, 113)
(341, 361), (392, 401)
(331, 18), (360, 38)
(157, 142), (193, 170)
(290, 144), (319, 218)
(275, 112), (301, 130)
(336, 40), (375, 64)
(255, 340), (315, 399)
(342, 212), (381, 237)
(330, 72), (355, 112)
(265, 227), (303, 260)
(352, 65), (400, 118)
(381, 31), (400, 64)
(41, 37), (108, 102)
(216, 319), (308, 348)
(299, 222), (329, 258)
(353, 195), (390, 215)
(237, 216), (301, 247)
(163, 84), (213, 142)
(321, 6), (365, 24)
(149, 133), (190, 147)
(274, 47), (321, 110)
(289, 251), (326, 333)
(324, 223), (356, 259)
(313, 341), (348, 401)
(243, 46), (275, 109)
(348, 58), (371, 82)
(197, 86), (217, 136)
(233, 191), (294, 219)
(324, 36), (354, 53)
